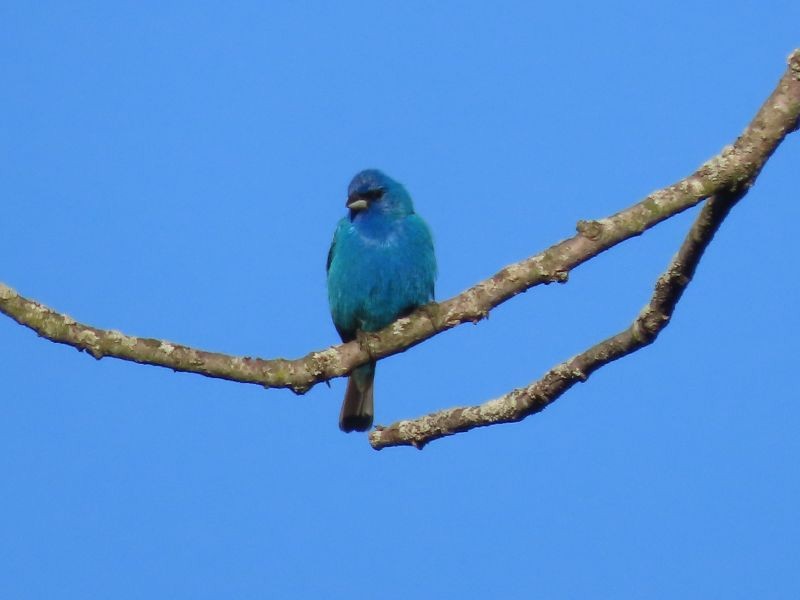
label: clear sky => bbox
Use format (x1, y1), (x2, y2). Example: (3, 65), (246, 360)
(1, 2), (799, 598)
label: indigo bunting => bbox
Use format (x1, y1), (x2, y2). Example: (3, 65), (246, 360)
(327, 170), (437, 432)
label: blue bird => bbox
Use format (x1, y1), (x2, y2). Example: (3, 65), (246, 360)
(327, 170), (437, 432)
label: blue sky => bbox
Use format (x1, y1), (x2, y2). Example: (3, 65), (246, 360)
(1, 2), (799, 598)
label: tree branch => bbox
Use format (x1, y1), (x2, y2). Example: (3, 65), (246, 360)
(369, 189), (745, 449)
(1, 50), (799, 406)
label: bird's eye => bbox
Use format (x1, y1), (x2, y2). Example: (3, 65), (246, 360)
(361, 188), (384, 201)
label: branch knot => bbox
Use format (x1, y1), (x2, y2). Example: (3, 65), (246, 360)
(576, 219), (603, 241)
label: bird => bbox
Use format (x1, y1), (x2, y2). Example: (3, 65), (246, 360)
(327, 169), (437, 432)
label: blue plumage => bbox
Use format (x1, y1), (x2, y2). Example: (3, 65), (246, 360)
(327, 170), (436, 432)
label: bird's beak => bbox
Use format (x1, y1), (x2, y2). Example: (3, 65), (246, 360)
(346, 198), (369, 212)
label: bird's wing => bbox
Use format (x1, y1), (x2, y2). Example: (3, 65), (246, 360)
(326, 240), (335, 274)
(326, 225), (339, 274)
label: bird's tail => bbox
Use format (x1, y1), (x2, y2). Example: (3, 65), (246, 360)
(339, 362), (375, 432)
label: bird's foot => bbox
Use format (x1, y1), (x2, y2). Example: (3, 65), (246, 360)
(418, 302), (441, 330)
(355, 329), (381, 358)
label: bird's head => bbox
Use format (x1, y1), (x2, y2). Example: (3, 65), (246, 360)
(346, 169), (414, 220)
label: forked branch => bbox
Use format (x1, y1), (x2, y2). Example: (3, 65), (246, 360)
(1, 51), (799, 449)
(370, 190), (744, 449)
